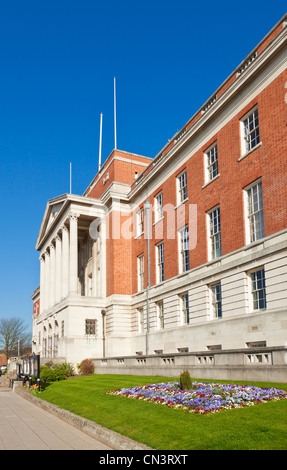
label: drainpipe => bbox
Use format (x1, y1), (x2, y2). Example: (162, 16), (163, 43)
(144, 199), (151, 356)
(101, 309), (106, 358)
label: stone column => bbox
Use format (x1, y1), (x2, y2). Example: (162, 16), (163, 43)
(55, 235), (62, 303)
(92, 239), (97, 296)
(40, 255), (45, 314)
(100, 218), (107, 298)
(69, 214), (79, 294)
(49, 242), (56, 307)
(61, 225), (69, 298)
(44, 249), (50, 310)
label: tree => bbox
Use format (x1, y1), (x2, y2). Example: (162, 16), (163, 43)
(0, 317), (31, 360)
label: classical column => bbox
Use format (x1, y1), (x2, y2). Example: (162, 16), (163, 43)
(69, 214), (79, 294)
(91, 238), (97, 296)
(40, 255), (45, 314)
(100, 218), (106, 298)
(49, 242), (56, 307)
(61, 225), (69, 298)
(55, 235), (62, 303)
(45, 249), (50, 310)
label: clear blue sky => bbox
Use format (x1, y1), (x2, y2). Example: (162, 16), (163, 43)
(0, 1), (285, 332)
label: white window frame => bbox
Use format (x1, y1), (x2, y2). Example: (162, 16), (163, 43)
(154, 191), (163, 223)
(137, 308), (144, 333)
(240, 106), (260, 156)
(207, 205), (222, 260)
(136, 208), (144, 236)
(176, 169), (188, 205)
(178, 225), (189, 273)
(209, 282), (222, 319)
(204, 142), (219, 184)
(156, 301), (164, 330)
(244, 179), (265, 244)
(137, 254), (144, 292)
(156, 241), (164, 283)
(179, 293), (190, 325)
(248, 267), (267, 311)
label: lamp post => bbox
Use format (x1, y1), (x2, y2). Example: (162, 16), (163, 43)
(144, 199), (151, 356)
(101, 310), (106, 358)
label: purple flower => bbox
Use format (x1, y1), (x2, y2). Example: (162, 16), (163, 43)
(106, 381), (287, 414)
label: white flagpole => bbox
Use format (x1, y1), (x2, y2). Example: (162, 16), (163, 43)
(98, 113), (103, 172)
(114, 76), (117, 149)
(70, 162), (72, 194)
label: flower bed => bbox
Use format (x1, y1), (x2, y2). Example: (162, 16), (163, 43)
(106, 381), (287, 414)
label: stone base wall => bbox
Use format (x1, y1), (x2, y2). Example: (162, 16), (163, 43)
(93, 346), (287, 383)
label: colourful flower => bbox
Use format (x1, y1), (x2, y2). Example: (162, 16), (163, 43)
(106, 381), (287, 415)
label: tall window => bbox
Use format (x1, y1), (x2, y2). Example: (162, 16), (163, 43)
(210, 283), (222, 319)
(156, 301), (164, 329)
(180, 293), (190, 324)
(85, 319), (97, 335)
(179, 226), (189, 273)
(156, 242), (164, 283)
(177, 170), (188, 205)
(245, 180), (265, 243)
(154, 191), (163, 222)
(137, 254), (144, 291)
(136, 208), (144, 236)
(241, 107), (260, 155)
(205, 142), (218, 183)
(208, 206), (221, 259)
(250, 268), (267, 310)
(138, 308), (144, 333)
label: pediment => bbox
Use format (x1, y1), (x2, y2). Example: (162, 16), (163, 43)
(36, 195), (68, 250)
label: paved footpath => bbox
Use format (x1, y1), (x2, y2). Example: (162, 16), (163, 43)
(0, 388), (113, 450)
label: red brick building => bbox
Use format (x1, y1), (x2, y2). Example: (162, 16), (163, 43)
(32, 15), (287, 381)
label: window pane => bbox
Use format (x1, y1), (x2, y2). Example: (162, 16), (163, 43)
(207, 144), (218, 181)
(211, 283), (222, 318)
(247, 181), (264, 242)
(209, 207), (221, 259)
(243, 109), (260, 152)
(251, 269), (267, 310)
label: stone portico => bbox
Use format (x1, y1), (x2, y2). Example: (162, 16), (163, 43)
(33, 193), (107, 364)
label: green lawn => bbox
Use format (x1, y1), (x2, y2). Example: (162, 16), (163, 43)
(35, 374), (287, 450)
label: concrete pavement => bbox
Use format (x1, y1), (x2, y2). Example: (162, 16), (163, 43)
(0, 387), (114, 450)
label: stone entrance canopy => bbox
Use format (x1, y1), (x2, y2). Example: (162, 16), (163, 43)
(36, 193), (106, 315)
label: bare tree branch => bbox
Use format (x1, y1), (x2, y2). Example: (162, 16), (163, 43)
(0, 317), (31, 359)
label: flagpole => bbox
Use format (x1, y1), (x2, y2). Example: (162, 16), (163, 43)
(99, 113), (103, 172)
(70, 162), (72, 194)
(114, 76), (117, 149)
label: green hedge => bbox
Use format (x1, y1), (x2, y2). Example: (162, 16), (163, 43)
(40, 361), (75, 383)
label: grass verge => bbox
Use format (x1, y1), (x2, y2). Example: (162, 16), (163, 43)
(34, 374), (287, 450)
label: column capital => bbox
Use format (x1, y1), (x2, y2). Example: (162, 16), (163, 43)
(69, 213), (79, 221)
(61, 224), (69, 232)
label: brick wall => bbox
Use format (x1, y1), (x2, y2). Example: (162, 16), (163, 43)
(129, 70), (287, 295)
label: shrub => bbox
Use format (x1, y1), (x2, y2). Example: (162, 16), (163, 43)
(40, 366), (67, 383)
(179, 370), (193, 390)
(41, 361), (75, 378)
(79, 359), (95, 375)
(56, 361), (75, 377)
